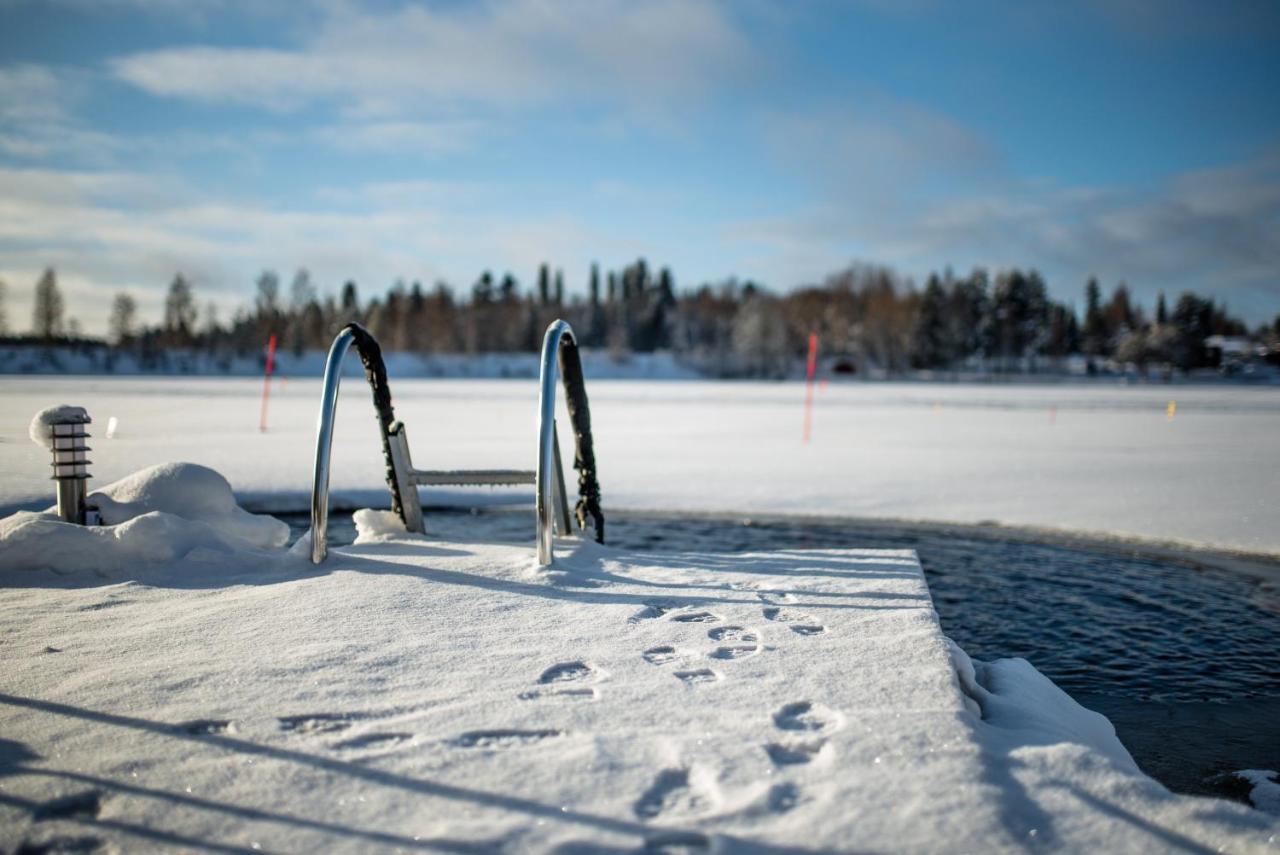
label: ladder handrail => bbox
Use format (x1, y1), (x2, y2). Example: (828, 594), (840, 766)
(309, 319), (602, 566)
(536, 319), (604, 564)
(309, 323), (409, 564)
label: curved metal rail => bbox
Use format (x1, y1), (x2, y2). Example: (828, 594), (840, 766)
(537, 319), (604, 564)
(309, 323), (409, 563)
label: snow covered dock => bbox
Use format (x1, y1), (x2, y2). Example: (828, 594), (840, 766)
(2, 498), (1276, 851)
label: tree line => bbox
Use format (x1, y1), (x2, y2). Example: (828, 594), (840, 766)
(3, 261), (1276, 377)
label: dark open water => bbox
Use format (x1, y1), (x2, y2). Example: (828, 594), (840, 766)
(283, 508), (1280, 805)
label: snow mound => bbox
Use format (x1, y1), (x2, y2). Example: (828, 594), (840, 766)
(0, 462), (289, 574)
(351, 507), (409, 543)
(948, 638), (1139, 773)
(27, 404), (90, 449)
(87, 462), (288, 549)
(0, 510), (281, 574)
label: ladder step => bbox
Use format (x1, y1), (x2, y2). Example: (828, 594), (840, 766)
(411, 469), (535, 486)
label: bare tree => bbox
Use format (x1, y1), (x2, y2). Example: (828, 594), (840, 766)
(32, 267), (64, 340)
(163, 274), (197, 343)
(108, 292), (138, 344)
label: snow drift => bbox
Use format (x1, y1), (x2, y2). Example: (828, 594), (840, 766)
(0, 462), (288, 574)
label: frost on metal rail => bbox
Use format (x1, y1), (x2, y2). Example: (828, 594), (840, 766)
(308, 320), (604, 565)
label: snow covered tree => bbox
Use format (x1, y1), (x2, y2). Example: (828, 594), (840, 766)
(32, 267), (64, 341)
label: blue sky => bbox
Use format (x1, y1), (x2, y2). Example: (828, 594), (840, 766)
(1, 0), (1278, 334)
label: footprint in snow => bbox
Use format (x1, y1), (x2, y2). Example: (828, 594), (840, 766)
(176, 719), (235, 736)
(707, 626), (758, 643)
(674, 668), (721, 685)
(519, 660), (602, 701)
(708, 644), (760, 660)
(764, 739), (827, 766)
(77, 599), (132, 612)
(630, 602), (675, 622)
(537, 660), (597, 684)
(766, 782), (802, 813)
(332, 732), (413, 751)
(761, 607), (826, 636)
(451, 729), (565, 749)
(772, 701), (843, 734)
(669, 610), (721, 624)
(642, 645), (679, 666)
(633, 768), (714, 820)
(278, 713), (354, 734)
(706, 626), (762, 658)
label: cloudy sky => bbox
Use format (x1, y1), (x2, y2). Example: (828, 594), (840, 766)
(1, 0), (1278, 334)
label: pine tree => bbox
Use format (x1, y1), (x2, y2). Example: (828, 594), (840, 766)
(164, 274), (198, 342)
(910, 274), (948, 368)
(32, 267), (64, 341)
(340, 281), (360, 318)
(537, 264), (550, 305)
(1082, 277), (1107, 356)
(1155, 291), (1168, 325)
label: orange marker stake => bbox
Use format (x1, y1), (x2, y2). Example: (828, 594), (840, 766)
(1166, 400), (1176, 421)
(803, 332), (818, 443)
(259, 333), (277, 433)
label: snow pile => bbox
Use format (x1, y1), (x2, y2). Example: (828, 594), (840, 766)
(949, 640), (1139, 774)
(27, 404), (90, 449)
(0, 462), (288, 574)
(351, 507), (411, 543)
(86, 462), (288, 549)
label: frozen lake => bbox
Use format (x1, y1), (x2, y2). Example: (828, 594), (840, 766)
(1, 376), (1278, 555)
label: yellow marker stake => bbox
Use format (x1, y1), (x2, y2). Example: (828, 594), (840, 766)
(1166, 400), (1177, 421)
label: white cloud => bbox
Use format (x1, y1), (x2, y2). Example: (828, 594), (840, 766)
(726, 146), (1280, 319)
(0, 64), (126, 161)
(111, 0), (751, 117)
(0, 166), (604, 334)
(315, 119), (484, 154)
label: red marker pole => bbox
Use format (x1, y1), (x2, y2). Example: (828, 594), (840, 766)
(803, 331), (818, 444)
(259, 333), (277, 433)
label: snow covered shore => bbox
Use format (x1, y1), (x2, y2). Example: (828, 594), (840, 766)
(1, 465), (1276, 851)
(2, 377), (1278, 555)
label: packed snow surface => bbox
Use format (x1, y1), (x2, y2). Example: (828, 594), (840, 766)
(1, 377), (1278, 554)
(1, 463), (1276, 851)
(27, 404), (90, 449)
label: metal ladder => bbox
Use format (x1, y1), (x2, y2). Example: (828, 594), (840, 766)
(308, 319), (603, 565)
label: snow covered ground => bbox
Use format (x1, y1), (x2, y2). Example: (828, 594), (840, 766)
(1, 462), (1276, 851)
(1, 377), (1278, 555)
